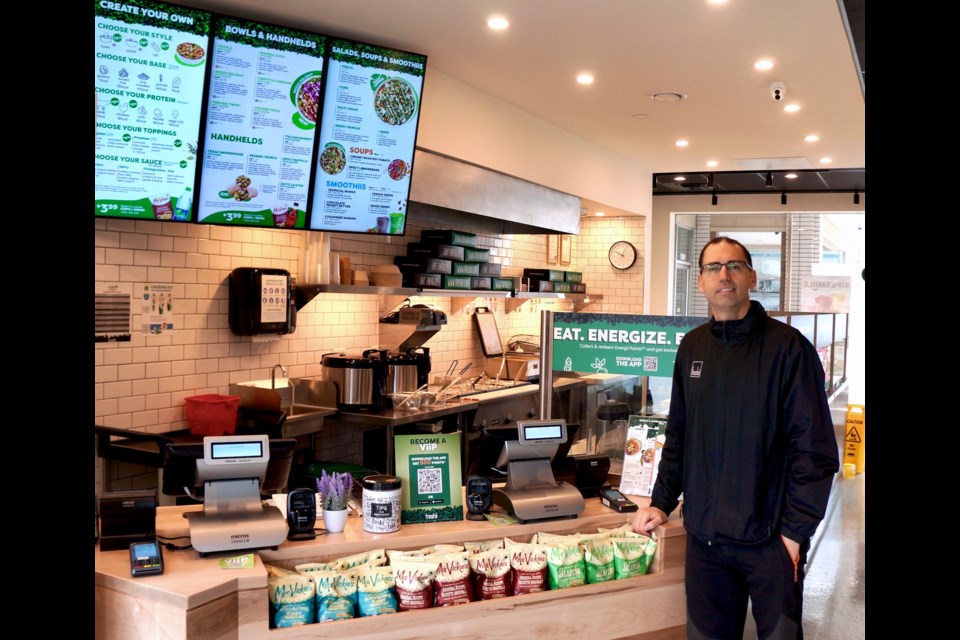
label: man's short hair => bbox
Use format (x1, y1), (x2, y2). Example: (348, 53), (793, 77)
(698, 236), (754, 269)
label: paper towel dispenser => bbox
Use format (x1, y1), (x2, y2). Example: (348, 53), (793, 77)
(229, 267), (296, 336)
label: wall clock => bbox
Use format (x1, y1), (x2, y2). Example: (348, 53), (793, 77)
(608, 240), (637, 270)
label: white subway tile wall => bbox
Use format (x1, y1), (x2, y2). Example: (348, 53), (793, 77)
(94, 214), (644, 495)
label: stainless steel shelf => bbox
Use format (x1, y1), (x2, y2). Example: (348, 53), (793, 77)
(294, 283), (418, 309)
(410, 289), (512, 299)
(515, 292), (600, 302)
(293, 283), (600, 310)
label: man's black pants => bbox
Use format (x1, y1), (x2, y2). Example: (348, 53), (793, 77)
(684, 534), (807, 640)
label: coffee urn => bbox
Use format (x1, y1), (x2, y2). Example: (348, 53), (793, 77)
(384, 350), (422, 395)
(320, 349), (389, 411)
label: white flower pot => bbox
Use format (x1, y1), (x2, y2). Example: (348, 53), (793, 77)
(322, 508), (349, 533)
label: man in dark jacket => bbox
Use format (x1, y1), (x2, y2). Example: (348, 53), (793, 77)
(633, 236), (840, 640)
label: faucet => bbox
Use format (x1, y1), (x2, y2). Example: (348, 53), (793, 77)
(271, 364), (287, 389)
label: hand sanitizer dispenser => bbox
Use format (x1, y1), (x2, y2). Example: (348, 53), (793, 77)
(228, 267), (296, 336)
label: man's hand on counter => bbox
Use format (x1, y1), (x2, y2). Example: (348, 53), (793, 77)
(632, 506), (667, 535)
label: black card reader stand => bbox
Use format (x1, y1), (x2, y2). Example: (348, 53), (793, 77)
(465, 476), (492, 520)
(286, 488), (318, 541)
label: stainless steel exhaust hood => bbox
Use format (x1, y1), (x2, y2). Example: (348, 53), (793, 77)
(408, 149), (581, 235)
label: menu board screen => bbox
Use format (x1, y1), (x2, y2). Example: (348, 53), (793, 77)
(196, 16), (326, 229)
(309, 39), (427, 235)
(94, 0), (211, 221)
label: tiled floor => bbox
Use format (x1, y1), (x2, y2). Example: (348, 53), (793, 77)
(742, 388), (866, 639)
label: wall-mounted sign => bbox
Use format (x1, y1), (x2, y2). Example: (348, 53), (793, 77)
(141, 283), (175, 335)
(551, 313), (707, 377)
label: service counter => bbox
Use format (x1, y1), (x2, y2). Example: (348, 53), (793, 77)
(95, 495), (687, 640)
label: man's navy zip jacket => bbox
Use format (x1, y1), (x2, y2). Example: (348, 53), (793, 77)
(650, 300), (840, 546)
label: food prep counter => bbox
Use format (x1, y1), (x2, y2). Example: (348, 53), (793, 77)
(334, 377), (587, 475)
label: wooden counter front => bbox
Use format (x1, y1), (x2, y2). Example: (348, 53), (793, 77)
(95, 498), (686, 640)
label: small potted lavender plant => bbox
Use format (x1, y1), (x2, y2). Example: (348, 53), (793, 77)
(316, 469), (354, 532)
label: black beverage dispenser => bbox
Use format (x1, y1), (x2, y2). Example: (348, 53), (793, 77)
(228, 267), (296, 336)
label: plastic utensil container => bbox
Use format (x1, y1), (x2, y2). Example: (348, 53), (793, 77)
(361, 475), (402, 533)
(185, 394), (240, 435)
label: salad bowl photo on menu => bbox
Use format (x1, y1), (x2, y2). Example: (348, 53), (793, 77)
(372, 76), (418, 126)
(175, 42), (206, 66)
(319, 143), (346, 175)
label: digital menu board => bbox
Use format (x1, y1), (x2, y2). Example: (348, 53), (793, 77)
(196, 16), (326, 229)
(95, 0), (211, 221)
(309, 39), (427, 235)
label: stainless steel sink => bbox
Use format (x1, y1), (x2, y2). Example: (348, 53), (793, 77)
(229, 377), (337, 437)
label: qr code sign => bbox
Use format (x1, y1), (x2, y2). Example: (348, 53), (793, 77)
(417, 467), (443, 495)
(643, 357), (658, 372)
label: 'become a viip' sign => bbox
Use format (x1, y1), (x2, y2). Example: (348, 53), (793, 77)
(551, 313), (707, 377)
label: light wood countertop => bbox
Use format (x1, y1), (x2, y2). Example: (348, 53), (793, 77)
(95, 494), (687, 640)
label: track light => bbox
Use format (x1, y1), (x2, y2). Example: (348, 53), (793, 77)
(711, 192), (718, 206)
(707, 173), (715, 188)
(765, 172), (773, 187)
(780, 192), (787, 205)
(853, 191), (860, 205)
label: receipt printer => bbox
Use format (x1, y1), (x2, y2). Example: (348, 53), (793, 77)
(98, 490), (157, 551)
(571, 454), (611, 498)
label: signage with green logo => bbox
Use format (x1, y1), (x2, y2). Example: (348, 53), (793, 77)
(551, 313), (707, 377)
(394, 433), (463, 524)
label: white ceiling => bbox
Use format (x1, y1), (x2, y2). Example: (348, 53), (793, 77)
(186, 0), (865, 176)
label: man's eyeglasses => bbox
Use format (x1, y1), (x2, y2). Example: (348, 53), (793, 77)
(700, 260), (752, 275)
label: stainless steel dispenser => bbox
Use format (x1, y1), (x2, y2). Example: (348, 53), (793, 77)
(320, 349), (388, 411)
(379, 304), (447, 353)
(385, 351), (422, 395)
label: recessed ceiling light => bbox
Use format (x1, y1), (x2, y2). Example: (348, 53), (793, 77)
(674, 176), (687, 182)
(595, 211), (606, 217)
(576, 73), (595, 85)
(675, 139), (689, 147)
(630, 113), (649, 119)
(651, 91), (686, 102)
(706, 160), (719, 168)
(487, 16), (509, 30)
(804, 134), (819, 142)
(819, 157), (833, 164)
(785, 173), (798, 179)
(754, 59), (774, 71)
(783, 103), (801, 113)
(708, 0), (730, 5)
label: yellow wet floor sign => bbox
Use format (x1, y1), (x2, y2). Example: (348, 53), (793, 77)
(844, 404), (865, 474)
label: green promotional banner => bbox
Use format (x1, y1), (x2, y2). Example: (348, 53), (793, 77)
(551, 313), (707, 377)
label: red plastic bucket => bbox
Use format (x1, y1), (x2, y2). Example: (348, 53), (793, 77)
(184, 394), (240, 436)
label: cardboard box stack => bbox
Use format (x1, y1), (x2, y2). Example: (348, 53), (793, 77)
(522, 268), (587, 294)
(396, 230), (508, 290)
